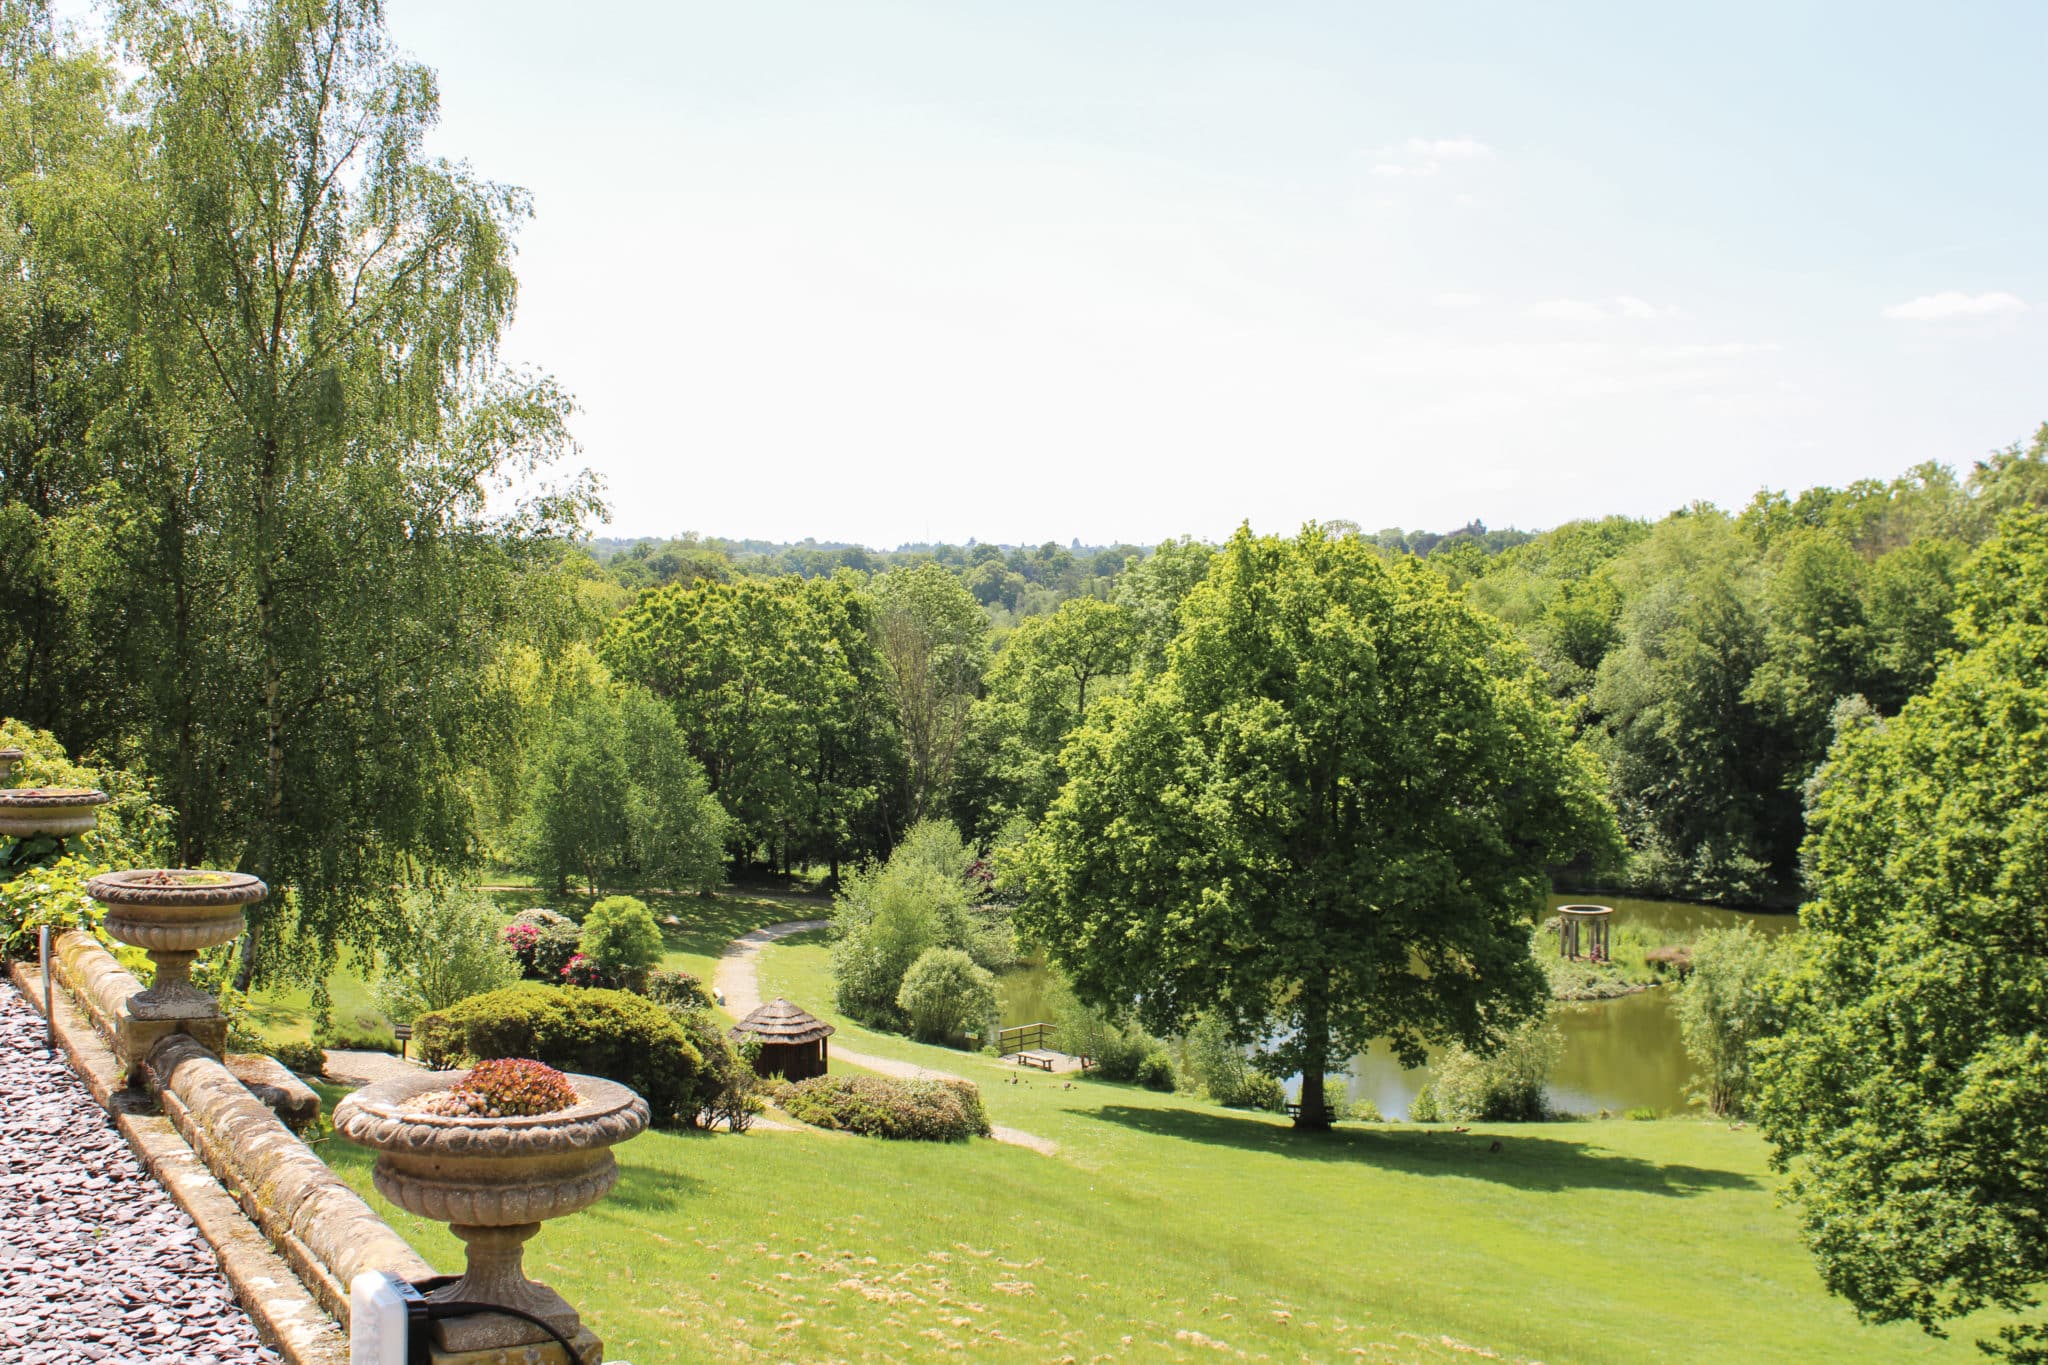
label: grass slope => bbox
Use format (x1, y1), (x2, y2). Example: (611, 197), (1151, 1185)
(309, 932), (2002, 1363)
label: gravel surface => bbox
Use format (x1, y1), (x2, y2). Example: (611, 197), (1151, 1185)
(0, 982), (281, 1365)
(320, 1047), (423, 1086)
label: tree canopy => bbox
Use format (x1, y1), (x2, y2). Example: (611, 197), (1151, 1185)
(1755, 510), (2048, 1362)
(1018, 525), (1618, 1128)
(0, 0), (593, 983)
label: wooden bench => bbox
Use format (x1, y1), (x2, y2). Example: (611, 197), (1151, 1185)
(1015, 1049), (1058, 1072)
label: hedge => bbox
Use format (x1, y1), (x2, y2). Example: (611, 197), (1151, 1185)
(415, 985), (703, 1127)
(771, 1074), (991, 1142)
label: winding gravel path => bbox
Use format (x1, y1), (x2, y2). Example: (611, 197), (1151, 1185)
(716, 920), (1059, 1156)
(0, 983), (281, 1365)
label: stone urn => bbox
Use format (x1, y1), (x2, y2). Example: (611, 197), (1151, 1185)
(84, 869), (267, 1020)
(0, 746), (22, 784)
(0, 786), (109, 838)
(332, 1069), (649, 1356)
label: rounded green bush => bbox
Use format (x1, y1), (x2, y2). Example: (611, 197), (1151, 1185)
(415, 984), (703, 1127)
(1223, 1072), (1286, 1112)
(895, 946), (998, 1043)
(581, 895), (665, 990)
(1135, 1049), (1176, 1091)
(646, 967), (715, 1011)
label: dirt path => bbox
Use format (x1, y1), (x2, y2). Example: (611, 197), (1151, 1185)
(717, 919), (1058, 1156)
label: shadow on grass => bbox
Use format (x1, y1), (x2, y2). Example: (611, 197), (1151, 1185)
(597, 1159), (711, 1216)
(1081, 1103), (1759, 1197)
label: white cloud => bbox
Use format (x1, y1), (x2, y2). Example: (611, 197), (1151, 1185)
(1406, 137), (1493, 160)
(1881, 290), (2029, 321)
(1529, 295), (1683, 323)
(1528, 298), (1612, 322)
(1432, 291), (1486, 309)
(1368, 136), (1495, 178)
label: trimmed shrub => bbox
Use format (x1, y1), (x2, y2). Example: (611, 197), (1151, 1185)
(1135, 1049), (1176, 1092)
(671, 1009), (763, 1131)
(774, 1073), (991, 1141)
(646, 968), (715, 1012)
(267, 1039), (327, 1077)
(531, 922), (583, 980)
(416, 985), (703, 1127)
(1422, 1015), (1561, 1122)
(1226, 1072), (1286, 1113)
(316, 1019), (398, 1054)
(895, 946), (998, 1043)
(581, 895), (664, 991)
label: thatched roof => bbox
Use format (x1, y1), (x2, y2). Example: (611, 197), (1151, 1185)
(731, 998), (835, 1045)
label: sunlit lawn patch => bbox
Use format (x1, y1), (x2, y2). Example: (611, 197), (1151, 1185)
(307, 936), (2007, 1364)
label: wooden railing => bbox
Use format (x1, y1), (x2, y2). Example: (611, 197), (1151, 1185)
(996, 1021), (1055, 1057)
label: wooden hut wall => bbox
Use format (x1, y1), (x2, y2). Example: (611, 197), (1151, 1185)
(757, 1038), (828, 1080)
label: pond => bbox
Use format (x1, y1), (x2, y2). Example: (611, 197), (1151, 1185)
(996, 893), (1797, 1118)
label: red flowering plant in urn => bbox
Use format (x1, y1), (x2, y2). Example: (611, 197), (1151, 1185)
(332, 1056), (648, 1357)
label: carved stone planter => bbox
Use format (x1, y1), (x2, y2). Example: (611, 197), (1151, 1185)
(0, 786), (109, 838)
(332, 1069), (649, 1357)
(0, 746), (22, 784)
(84, 869), (267, 1021)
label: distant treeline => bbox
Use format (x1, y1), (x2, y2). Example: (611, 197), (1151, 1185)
(568, 432), (2048, 907)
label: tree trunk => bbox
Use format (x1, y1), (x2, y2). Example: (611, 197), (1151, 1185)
(235, 437), (286, 995)
(1295, 975), (1333, 1131)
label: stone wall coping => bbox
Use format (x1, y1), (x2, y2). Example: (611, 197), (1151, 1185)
(10, 958), (348, 1365)
(44, 934), (435, 1326)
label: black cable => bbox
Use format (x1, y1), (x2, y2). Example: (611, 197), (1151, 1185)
(407, 1276), (584, 1363)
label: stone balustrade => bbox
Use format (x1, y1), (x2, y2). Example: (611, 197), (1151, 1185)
(42, 931), (436, 1334)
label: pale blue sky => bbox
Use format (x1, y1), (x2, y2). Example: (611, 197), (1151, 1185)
(190, 4), (2048, 542)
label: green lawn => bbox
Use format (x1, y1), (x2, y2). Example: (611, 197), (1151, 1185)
(309, 932), (2011, 1364)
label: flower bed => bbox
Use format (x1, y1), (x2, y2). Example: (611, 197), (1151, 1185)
(771, 1073), (991, 1142)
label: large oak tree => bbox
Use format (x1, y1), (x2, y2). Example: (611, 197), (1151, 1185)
(1019, 525), (1616, 1129)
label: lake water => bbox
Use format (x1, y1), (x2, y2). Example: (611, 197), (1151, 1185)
(996, 893), (1796, 1118)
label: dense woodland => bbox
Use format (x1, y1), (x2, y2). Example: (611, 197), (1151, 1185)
(532, 442), (2048, 917)
(5, 0), (2048, 933)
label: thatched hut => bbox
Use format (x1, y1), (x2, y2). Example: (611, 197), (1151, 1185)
(730, 998), (834, 1080)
